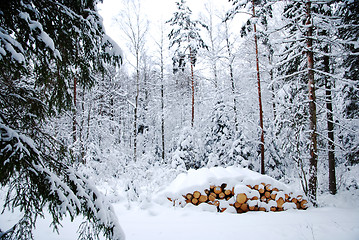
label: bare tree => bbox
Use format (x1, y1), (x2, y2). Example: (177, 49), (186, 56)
(116, 0), (148, 162)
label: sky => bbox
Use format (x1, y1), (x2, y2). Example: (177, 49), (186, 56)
(97, 0), (234, 52)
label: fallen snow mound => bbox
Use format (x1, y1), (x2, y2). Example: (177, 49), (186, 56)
(156, 166), (308, 212)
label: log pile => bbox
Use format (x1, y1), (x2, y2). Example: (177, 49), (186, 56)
(169, 182), (308, 214)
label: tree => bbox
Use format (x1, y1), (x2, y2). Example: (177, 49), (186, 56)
(167, 0), (208, 127)
(116, 0), (148, 162)
(0, 0), (124, 239)
(337, 0), (359, 166)
(275, 0), (344, 203)
(204, 101), (235, 167)
(226, 0), (268, 174)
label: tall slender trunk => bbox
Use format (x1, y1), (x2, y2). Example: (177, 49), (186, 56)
(225, 21), (238, 132)
(269, 54), (276, 121)
(134, 51), (139, 162)
(73, 77), (77, 144)
(306, 1), (318, 205)
(190, 48), (195, 128)
(252, 0), (265, 174)
(160, 38), (165, 163)
(323, 45), (336, 195)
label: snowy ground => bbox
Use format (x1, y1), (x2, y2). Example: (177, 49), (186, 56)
(2, 196), (358, 240)
(1, 167), (359, 240)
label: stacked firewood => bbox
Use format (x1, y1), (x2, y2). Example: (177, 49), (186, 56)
(169, 182), (308, 213)
(232, 183), (308, 213)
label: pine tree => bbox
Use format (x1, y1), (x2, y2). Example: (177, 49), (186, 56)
(0, 0), (123, 239)
(227, 0), (271, 174)
(167, 0), (208, 127)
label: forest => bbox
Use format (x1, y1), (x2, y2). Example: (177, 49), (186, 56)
(0, 0), (358, 239)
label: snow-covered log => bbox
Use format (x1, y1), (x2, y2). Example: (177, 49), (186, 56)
(160, 167), (309, 213)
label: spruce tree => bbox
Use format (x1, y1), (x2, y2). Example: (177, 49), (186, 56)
(338, 0), (359, 166)
(0, 0), (124, 239)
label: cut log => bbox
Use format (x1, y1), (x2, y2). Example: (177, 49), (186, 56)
(220, 208), (227, 213)
(272, 187), (279, 192)
(208, 194), (216, 202)
(270, 206), (277, 212)
(259, 207), (266, 211)
(249, 205), (256, 211)
(254, 184), (259, 190)
(234, 201), (241, 209)
(236, 193), (247, 204)
(300, 200), (308, 209)
(265, 184), (272, 191)
(260, 195), (267, 202)
(236, 208), (244, 214)
(297, 195), (303, 201)
(224, 189), (232, 196)
(213, 200), (220, 207)
(193, 191), (201, 199)
(191, 198), (199, 205)
(291, 198), (298, 204)
(199, 195), (208, 203)
(258, 186), (265, 194)
(219, 192), (225, 199)
(270, 192), (277, 200)
(285, 194), (290, 201)
(251, 196), (259, 200)
(246, 184), (252, 189)
(276, 198), (285, 208)
(240, 203), (249, 212)
(264, 191), (271, 199)
(186, 193), (193, 200)
(214, 186), (222, 194)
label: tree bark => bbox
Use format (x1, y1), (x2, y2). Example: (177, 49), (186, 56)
(252, 0), (265, 175)
(190, 48), (195, 128)
(306, 1), (318, 205)
(323, 45), (336, 195)
(160, 34), (165, 163)
(268, 54), (276, 121)
(73, 77), (77, 144)
(134, 50), (139, 162)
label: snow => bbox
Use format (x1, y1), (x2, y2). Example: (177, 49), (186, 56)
(2, 196), (358, 240)
(159, 166), (298, 203)
(1, 167), (359, 240)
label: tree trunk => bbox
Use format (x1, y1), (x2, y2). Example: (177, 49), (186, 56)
(73, 77), (77, 144)
(134, 51), (139, 162)
(323, 45), (336, 195)
(190, 48), (195, 128)
(268, 54), (276, 121)
(160, 37), (165, 163)
(306, 1), (318, 205)
(225, 21), (238, 132)
(252, 0), (265, 175)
